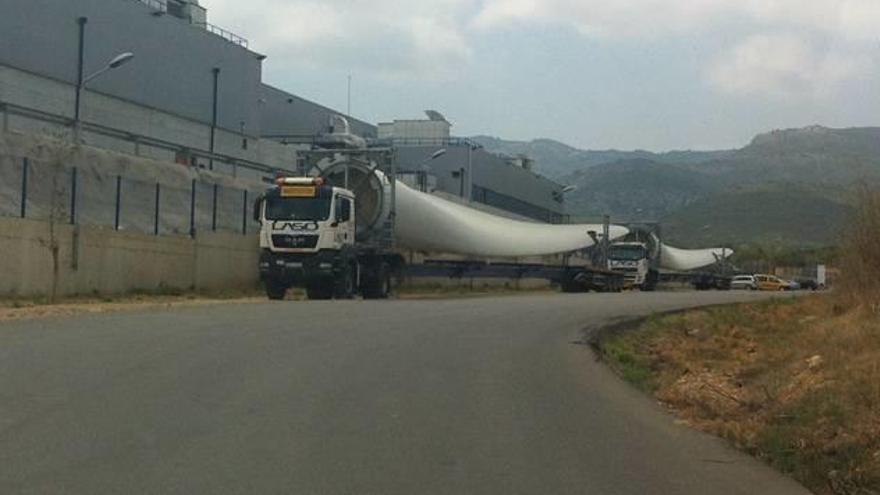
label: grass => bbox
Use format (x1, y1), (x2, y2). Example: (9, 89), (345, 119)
(599, 296), (880, 495)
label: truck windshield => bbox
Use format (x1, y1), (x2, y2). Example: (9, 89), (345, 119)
(608, 246), (646, 261)
(265, 197), (331, 221)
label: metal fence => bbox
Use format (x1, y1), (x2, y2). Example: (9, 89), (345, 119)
(1, 154), (260, 237)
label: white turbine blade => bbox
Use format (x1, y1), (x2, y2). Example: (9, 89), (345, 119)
(394, 181), (628, 257)
(659, 244), (734, 272)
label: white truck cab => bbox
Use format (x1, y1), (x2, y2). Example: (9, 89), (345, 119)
(255, 177), (397, 300)
(258, 177), (355, 254)
(607, 241), (659, 290)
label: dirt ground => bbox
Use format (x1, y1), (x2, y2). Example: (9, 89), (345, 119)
(0, 292), (264, 323)
(0, 285), (552, 322)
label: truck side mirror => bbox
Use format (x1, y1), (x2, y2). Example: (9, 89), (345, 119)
(252, 195), (263, 223)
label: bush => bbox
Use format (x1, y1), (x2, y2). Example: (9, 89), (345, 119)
(839, 187), (880, 306)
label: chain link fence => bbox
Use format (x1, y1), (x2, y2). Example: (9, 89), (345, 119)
(1, 153), (262, 237)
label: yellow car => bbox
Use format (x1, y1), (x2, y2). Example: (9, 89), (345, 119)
(754, 274), (789, 291)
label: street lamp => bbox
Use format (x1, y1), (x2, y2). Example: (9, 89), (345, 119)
(417, 148), (446, 192)
(73, 17), (135, 125)
(83, 52), (135, 85)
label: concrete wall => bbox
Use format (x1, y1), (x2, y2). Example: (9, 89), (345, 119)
(0, 216), (259, 297)
(0, 130), (268, 235)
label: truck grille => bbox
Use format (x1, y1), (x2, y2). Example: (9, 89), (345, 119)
(271, 235), (319, 249)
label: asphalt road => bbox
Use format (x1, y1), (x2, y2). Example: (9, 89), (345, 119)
(0, 291), (810, 494)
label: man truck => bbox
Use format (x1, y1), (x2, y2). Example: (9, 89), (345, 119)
(255, 175), (401, 300)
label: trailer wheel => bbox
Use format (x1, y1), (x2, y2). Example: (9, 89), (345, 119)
(265, 280), (288, 301)
(306, 281), (333, 300)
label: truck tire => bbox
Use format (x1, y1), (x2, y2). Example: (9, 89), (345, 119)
(560, 271), (585, 293)
(265, 280), (287, 301)
(363, 262), (391, 299)
(334, 266), (356, 299)
(306, 281), (332, 300)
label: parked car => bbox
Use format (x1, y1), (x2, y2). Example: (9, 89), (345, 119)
(755, 274), (789, 291)
(785, 279), (801, 291)
(795, 278), (822, 291)
(692, 273), (732, 291)
(730, 275), (758, 290)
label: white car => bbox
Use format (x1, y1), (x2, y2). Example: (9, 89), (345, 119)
(730, 275), (758, 290)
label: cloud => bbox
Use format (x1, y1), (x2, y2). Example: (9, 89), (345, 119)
(203, 0), (879, 93)
(472, 0), (733, 39)
(707, 34), (869, 97)
(204, 0), (473, 79)
(472, 0), (880, 41)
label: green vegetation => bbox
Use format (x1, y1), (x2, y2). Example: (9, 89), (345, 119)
(663, 188), (851, 247)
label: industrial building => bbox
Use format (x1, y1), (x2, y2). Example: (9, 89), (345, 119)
(383, 114), (567, 223)
(0, 0), (567, 222)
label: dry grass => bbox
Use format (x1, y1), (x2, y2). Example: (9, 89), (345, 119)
(839, 186), (880, 308)
(602, 185), (880, 493)
(602, 296), (880, 494)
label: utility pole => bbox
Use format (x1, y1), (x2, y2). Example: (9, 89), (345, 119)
(601, 215), (611, 267)
(209, 67), (220, 170)
(74, 17), (88, 137)
(347, 74), (352, 116)
(466, 144), (473, 201)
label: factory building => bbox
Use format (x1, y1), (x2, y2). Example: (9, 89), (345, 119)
(0, 0), (566, 222)
(0, 0), (374, 177)
(382, 114), (567, 223)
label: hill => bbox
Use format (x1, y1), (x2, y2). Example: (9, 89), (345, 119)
(562, 158), (721, 221)
(470, 136), (732, 180)
(476, 126), (880, 247)
(662, 188), (852, 247)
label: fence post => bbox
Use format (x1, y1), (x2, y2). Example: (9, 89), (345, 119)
(114, 175), (122, 231)
(1, 103), (8, 133)
(154, 183), (160, 236)
(20, 157), (28, 218)
(70, 167), (78, 225)
(189, 179), (196, 238)
(242, 189), (248, 235)
(212, 183), (218, 232)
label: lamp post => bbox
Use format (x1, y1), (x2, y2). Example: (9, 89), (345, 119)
(417, 148), (446, 192)
(73, 16), (134, 136)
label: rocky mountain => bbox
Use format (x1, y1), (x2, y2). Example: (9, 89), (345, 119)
(475, 126), (880, 247)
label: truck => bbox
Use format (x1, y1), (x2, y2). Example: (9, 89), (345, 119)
(253, 124), (625, 300)
(254, 144), (404, 301)
(605, 226), (661, 291)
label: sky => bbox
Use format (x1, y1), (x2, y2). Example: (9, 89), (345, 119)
(205, 0), (880, 151)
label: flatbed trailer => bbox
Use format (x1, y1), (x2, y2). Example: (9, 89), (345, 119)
(406, 259), (626, 293)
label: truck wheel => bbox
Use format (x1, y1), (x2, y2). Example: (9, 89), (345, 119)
(265, 280), (287, 301)
(306, 281), (332, 300)
(334, 267), (355, 299)
(378, 266), (392, 299)
(363, 263), (391, 299)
